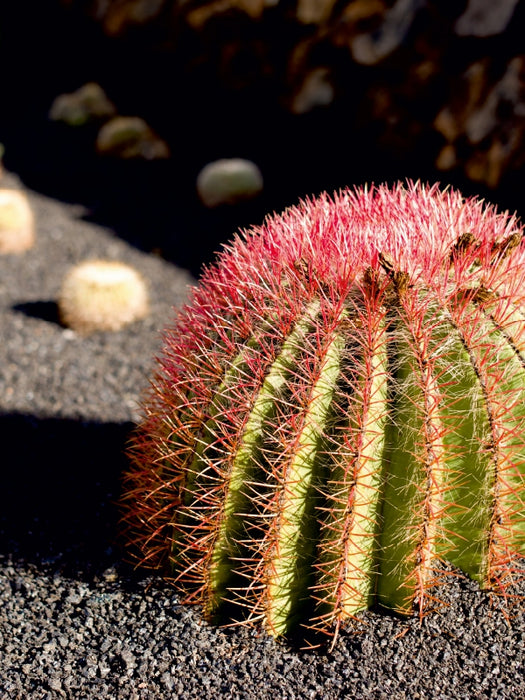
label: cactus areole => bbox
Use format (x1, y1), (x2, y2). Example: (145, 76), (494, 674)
(123, 182), (525, 642)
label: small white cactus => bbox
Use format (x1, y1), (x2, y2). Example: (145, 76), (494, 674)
(58, 260), (149, 334)
(0, 189), (35, 254)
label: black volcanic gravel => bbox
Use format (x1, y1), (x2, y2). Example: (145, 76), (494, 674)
(1, 171), (525, 699)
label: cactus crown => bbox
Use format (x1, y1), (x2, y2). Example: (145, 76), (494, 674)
(122, 182), (525, 643)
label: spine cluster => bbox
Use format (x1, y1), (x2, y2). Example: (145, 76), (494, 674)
(123, 183), (525, 642)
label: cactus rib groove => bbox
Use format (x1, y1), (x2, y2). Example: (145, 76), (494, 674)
(122, 181), (525, 643)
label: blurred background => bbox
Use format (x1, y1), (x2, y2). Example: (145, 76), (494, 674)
(0, 0), (524, 277)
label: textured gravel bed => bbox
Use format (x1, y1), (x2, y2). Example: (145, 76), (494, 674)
(1, 171), (525, 698)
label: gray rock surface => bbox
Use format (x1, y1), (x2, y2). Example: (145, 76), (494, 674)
(1, 170), (525, 698)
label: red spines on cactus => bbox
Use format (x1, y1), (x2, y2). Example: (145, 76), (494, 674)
(122, 181), (525, 643)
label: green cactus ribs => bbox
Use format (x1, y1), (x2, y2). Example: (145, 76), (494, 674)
(121, 182), (525, 644)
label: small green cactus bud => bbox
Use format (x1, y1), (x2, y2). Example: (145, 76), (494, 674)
(96, 116), (170, 160)
(196, 158), (263, 207)
(48, 83), (117, 126)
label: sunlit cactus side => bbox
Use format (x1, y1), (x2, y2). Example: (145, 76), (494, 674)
(0, 188), (35, 254)
(122, 182), (525, 643)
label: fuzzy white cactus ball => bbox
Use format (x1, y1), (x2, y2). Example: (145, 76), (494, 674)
(0, 189), (35, 254)
(58, 260), (149, 334)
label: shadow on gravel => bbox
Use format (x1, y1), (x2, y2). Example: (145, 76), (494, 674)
(0, 412), (133, 579)
(12, 301), (62, 326)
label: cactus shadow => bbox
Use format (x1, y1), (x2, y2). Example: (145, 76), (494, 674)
(0, 412), (134, 579)
(12, 300), (62, 326)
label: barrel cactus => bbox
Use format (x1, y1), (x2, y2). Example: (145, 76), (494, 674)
(122, 181), (525, 643)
